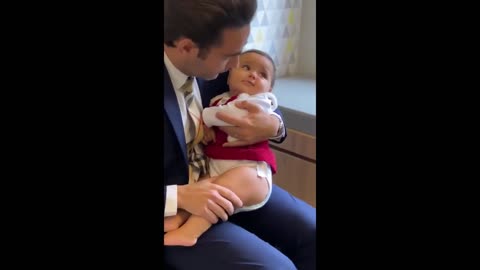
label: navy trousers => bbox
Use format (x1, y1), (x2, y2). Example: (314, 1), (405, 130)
(165, 184), (316, 270)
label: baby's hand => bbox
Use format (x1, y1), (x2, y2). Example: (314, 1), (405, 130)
(202, 125), (216, 145)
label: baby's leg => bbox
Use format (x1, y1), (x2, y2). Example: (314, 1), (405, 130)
(164, 210), (191, 232)
(164, 166), (268, 246)
(213, 165), (269, 208)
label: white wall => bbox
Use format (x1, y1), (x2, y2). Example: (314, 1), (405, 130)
(296, 0), (316, 78)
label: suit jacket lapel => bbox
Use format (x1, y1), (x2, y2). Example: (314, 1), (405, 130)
(164, 65), (188, 164)
(197, 79), (208, 108)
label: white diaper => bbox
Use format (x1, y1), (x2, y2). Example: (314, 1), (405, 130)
(208, 159), (273, 213)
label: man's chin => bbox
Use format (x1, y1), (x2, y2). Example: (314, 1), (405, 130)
(204, 74), (219, 81)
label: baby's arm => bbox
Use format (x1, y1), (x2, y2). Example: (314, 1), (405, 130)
(202, 103), (247, 128)
(203, 93), (278, 142)
(203, 103), (247, 142)
(201, 124), (216, 145)
(203, 93), (278, 127)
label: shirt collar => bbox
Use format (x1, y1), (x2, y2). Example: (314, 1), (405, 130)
(164, 51), (189, 91)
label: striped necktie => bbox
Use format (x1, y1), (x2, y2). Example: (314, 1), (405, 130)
(180, 77), (208, 180)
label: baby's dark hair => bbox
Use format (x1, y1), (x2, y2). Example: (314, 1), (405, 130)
(241, 49), (276, 88)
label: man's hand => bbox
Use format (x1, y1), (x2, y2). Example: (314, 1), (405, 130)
(216, 100), (280, 147)
(177, 178), (243, 224)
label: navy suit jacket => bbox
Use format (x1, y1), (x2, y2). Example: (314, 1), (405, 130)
(163, 64), (286, 214)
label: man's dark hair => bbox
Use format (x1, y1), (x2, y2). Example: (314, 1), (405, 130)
(242, 49), (277, 88)
(164, 0), (257, 59)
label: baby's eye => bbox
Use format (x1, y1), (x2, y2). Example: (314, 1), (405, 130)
(260, 72), (267, 78)
(242, 65), (250, 70)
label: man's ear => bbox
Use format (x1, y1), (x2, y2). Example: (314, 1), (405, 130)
(175, 38), (198, 55)
(227, 73), (232, 86)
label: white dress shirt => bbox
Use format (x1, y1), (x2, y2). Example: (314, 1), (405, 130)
(164, 52), (204, 216)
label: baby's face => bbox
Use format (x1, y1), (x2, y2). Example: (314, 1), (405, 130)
(227, 52), (274, 97)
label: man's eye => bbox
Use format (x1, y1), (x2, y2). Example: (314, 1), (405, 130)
(242, 65), (250, 70)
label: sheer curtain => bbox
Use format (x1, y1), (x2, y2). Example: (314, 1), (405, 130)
(244, 0), (303, 77)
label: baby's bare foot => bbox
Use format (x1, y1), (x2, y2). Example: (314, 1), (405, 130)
(164, 230), (198, 247)
(164, 212), (190, 232)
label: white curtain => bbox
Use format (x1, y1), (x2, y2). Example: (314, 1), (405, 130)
(244, 0), (303, 77)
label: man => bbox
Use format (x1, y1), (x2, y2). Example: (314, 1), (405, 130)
(164, 1), (316, 269)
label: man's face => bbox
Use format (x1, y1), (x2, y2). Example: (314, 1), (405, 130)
(227, 52), (274, 97)
(190, 25), (250, 80)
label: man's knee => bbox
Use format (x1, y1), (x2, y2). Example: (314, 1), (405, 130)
(267, 255), (297, 270)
